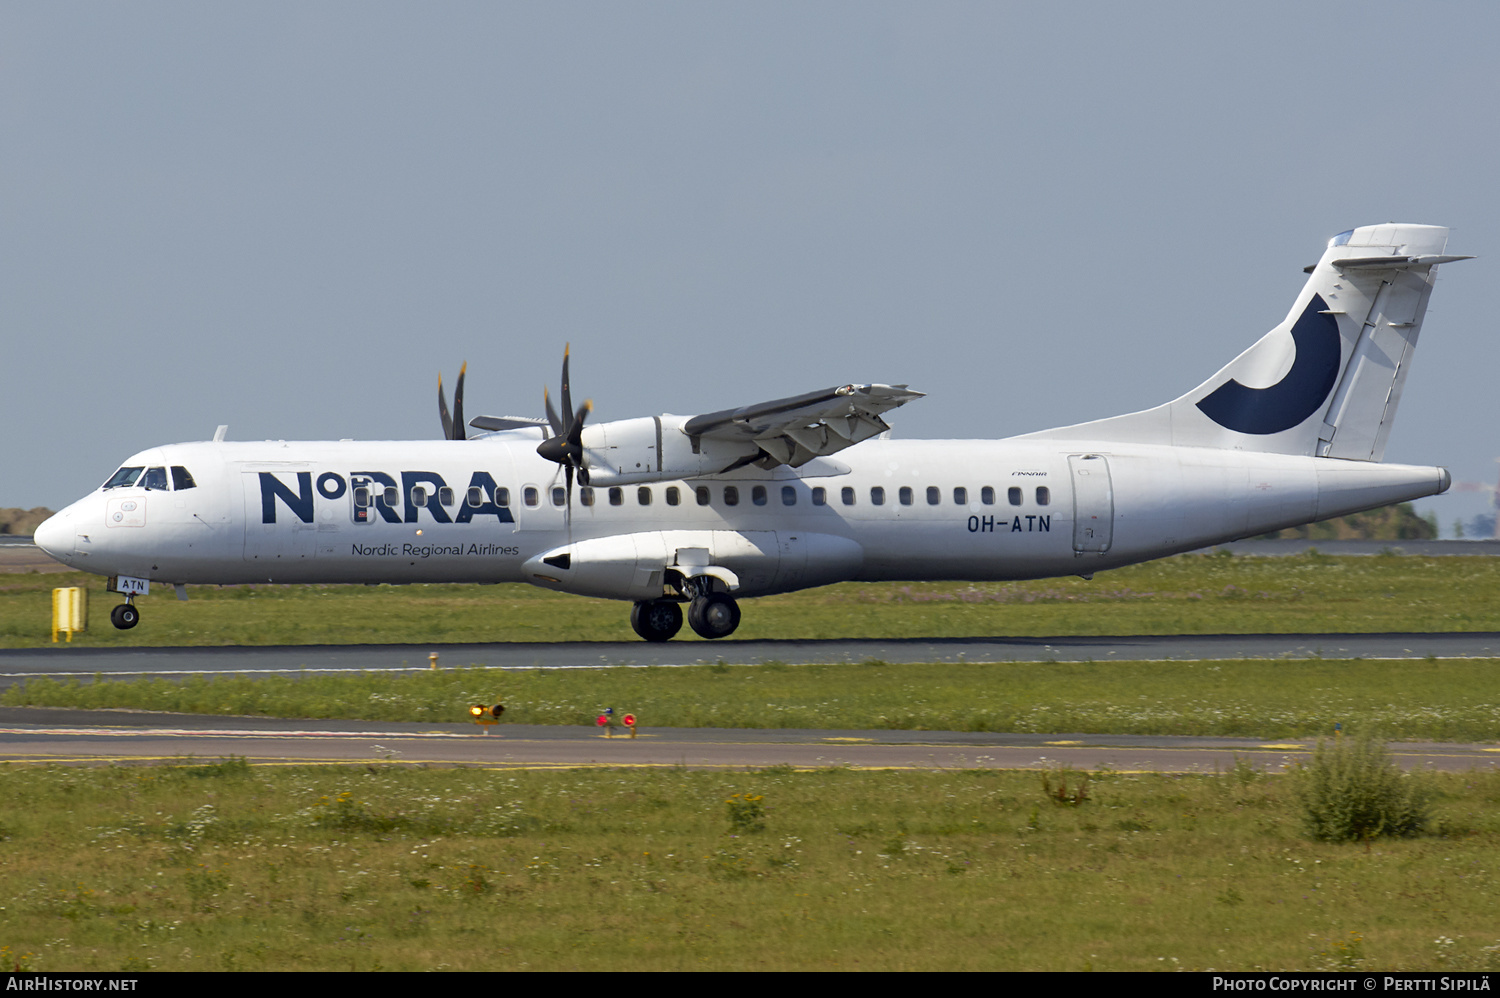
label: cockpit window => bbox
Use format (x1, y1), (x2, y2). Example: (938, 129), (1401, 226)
(1329, 229), (1354, 248)
(171, 466), (197, 490)
(103, 467), (144, 489)
(140, 467), (169, 491)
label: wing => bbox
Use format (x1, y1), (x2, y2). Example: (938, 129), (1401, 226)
(467, 414), (551, 434)
(682, 383), (923, 469)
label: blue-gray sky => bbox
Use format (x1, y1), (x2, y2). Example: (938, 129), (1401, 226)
(4, 2), (1496, 531)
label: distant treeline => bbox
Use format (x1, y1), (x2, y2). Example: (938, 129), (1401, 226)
(1258, 501), (1437, 541)
(0, 501), (1441, 542)
(0, 508), (54, 536)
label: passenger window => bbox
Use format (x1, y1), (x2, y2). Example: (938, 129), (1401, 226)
(609, 487), (623, 506)
(410, 487), (428, 508)
(383, 486), (400, 507)
(724, 486), (739, 507)
(497, 488), (511, 506)
(752, 485), (767, 506)
(696, 486), (711, 506)
(354, 486), (371, 507)
(437, 487), (454, 506)
(1036, 487), (1051, 506)
(580, 487), (595, 507)
(467, 486), (483, 506)
(666, 486), (680, 506)
(926, 486), (940, 505)
(981, 486), (995, 505)
(1008, 487), (1023, 506)
(524, 487), (539, 507)
(103, 467), (144, 489)
(552, 487), (566, 507)
(953, 487), (967, 505)
(781, 485), (796, 506)
(841, 486), (855, 506)
(899, 486), (913, 506)
(812, 487), (826, 506)
(170, 466), (197, 490)
(638, 486), (652, 506)
(871, 486), (885, 506)
(140, 467), (169, 491)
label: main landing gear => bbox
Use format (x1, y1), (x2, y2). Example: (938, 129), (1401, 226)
(630, 592), (742, 642)
(110, 601), (140, 630)
(630, 600), (682, 642)
(687, 592), (740, 639)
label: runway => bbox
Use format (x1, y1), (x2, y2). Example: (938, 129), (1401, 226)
(2, 706), (1496, 773)
(4, 630), (1500, 689)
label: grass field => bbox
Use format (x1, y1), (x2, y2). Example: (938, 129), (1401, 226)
(5, 550), (1500, 648)
(2, 761), (1497, 972)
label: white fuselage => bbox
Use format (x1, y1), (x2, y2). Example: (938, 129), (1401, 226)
(36, 434), (1449, 601)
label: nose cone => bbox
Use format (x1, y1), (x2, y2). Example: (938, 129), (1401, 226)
(32, 511), (71, 563)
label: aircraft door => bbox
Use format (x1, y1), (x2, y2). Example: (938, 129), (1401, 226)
(1069, 454), (1114, 554)
(241, 469), (318, 566)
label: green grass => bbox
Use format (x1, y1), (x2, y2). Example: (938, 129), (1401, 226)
(6, 550), (1500, 648)
(2, 762), (1498, 971)
(9, 658), (1500, 741)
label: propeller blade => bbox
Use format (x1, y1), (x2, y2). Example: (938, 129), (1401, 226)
(568, 401), (592, 445)
(451, 362), (467, 441)
(560, 344), (573, 436)
(543, 386), (563, 438)
(438, 372), (453, 440)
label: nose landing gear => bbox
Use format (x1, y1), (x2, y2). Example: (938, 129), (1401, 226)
(109, 602), (140, 630)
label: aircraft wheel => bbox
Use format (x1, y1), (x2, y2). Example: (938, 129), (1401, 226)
(630, 600), (683, 642)
(687, 593), (740, 639)
(110, 604), (140, 630)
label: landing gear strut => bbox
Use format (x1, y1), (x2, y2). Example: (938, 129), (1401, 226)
(630, 600), (683, 642)
(110, 601), (140, 630)
(687, 592), (740, 640)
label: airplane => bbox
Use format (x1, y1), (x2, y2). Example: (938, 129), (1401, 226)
(34, 222), (1470, 641)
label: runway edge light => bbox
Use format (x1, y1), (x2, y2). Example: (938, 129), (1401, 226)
(469, 702), (505, 734)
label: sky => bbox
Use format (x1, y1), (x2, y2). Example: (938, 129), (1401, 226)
(4, 2), (1498, 533)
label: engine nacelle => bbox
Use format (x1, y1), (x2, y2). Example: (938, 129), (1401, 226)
(578, 416), (758, 487)
(521, 529), (864, 601)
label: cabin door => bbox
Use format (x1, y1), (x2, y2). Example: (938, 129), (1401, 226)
(1069, 454), (1114, 554)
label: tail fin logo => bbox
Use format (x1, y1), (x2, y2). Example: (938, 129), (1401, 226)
(1195, 294), (1340, 435)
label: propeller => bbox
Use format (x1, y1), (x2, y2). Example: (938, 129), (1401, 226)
(438, 362), (467, 441)
(535, 345), (593, 502)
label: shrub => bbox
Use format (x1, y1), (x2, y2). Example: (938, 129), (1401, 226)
(1296, 732), (1432, 842)
(725, 793), (765, 834)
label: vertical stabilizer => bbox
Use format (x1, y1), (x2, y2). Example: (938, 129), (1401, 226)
(1019, 224), (1469, 460)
